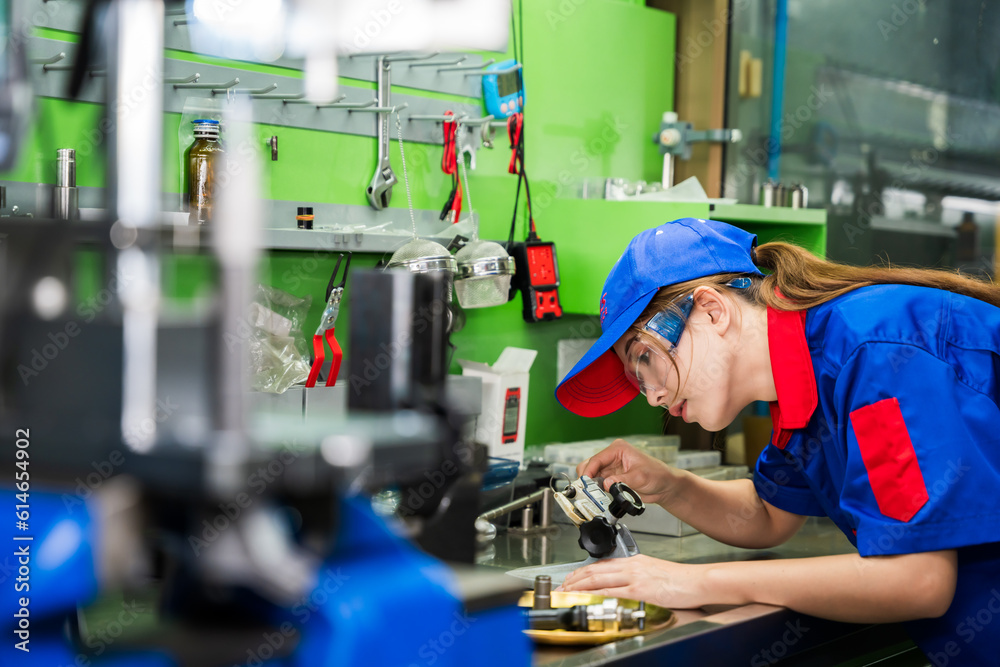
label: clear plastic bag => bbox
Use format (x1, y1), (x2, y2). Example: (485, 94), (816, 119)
(248, 284), (312, 394)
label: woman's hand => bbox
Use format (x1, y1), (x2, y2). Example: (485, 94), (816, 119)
(576, 439), (680, 506)
(558, 555), (713, 609)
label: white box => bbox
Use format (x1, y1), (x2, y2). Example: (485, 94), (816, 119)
(674, 450), (722, 470)
(459, 347), (537, 465)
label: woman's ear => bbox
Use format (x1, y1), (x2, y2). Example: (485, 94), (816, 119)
(692, 286), (730, 334)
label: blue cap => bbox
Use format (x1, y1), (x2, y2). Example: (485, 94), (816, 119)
(555, 218), (762, 417)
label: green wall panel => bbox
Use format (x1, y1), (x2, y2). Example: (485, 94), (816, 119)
(519, 0), (676, 185)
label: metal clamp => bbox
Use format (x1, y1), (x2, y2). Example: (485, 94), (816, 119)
(464, 63), (521, 77)
(409, 55), (466, 68)
(438, 58), (495, 73)
(174, 77), (239, 90)
(216, 82), (277, 96)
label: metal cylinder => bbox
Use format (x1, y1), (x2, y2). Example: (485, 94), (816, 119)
(53, 187), (79, 220)
(789, 185), (802, 209)
(54, 148), (79, 221)
(534, 575), (552, 610)
(539, 487), (552, 528)
(56, 148), (77, 187)
(661, 153), (675, 189)
(760, 181), (776, 207)
(790, 184), (808, 209)
(521, 504), (534, 530)
(774, 182), (787, 207)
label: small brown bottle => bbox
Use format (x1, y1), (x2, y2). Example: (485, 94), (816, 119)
(186, 119), (224, 225)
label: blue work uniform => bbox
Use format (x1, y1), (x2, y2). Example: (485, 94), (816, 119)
(754, 284), (1000, 666)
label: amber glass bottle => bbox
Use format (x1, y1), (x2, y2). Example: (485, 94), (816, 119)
(186, 119), (224, 225)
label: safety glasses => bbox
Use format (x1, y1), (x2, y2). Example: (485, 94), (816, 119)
(623, 277), (753, 397)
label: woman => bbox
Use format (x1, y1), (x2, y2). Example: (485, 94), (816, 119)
(555, 218), (1000, 665)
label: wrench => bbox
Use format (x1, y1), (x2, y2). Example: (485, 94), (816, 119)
(366, 56), (397, 210)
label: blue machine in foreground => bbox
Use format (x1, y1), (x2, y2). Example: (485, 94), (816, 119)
(0, 489), (530, 666)
(0, 265), (529, 667)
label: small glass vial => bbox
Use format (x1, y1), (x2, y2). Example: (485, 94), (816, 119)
(186, 119), (224, 225)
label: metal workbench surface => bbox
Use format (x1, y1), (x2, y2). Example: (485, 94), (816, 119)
(477, 517), (884, 665)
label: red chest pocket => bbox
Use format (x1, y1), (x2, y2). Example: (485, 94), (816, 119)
(849, 397), (929, 523)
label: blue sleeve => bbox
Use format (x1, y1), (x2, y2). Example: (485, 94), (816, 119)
(754, 443), (827, 517)
(835, 342), (1000, 556)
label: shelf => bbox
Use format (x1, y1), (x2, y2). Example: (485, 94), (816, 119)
(249, 374), (483, 421)
(541, 198), (829, 315)
(710, 203), (826, 225)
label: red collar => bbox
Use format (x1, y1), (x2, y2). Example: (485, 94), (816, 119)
(766, 306), (818, 448)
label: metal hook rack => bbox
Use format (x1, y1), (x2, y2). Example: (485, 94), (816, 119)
(217, 82), (277, 96)
(458, 115), (495, 126)
(464, 63), (521, 77)
(438, 58), (496, 73)
(407, 112), (467, 122)
(32, 52), (65, 69)
(319, 98), (378, 110)
(285, 94), (346, 106)
(384, 52), (439, 63)
(352, 103), (409, 113)
(33, 52), (104, 74)
(166, 73), (201, 85)
(174, 76), (239, 90)
(346, 51), (400, 59)
(253, 92), (307, 101)
(409, 55), (466, 68)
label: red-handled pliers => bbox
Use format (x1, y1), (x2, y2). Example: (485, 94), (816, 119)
(306, 253), (351, 388)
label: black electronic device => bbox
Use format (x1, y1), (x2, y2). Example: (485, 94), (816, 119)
(509, 234), (563, 323)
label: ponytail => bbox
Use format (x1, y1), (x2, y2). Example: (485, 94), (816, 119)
(753, 242), (1000, 310)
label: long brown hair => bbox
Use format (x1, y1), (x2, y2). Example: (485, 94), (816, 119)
(626, 241), (1000, 405)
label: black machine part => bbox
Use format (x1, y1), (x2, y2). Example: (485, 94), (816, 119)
(528, 605), (589, 632)
(578, 516), (617, 559)
(608, 481), (645, 519)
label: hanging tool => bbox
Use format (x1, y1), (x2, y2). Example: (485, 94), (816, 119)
(306, 253), (351, 388)
(439, 111), (463, 224)
(505, 113), (563, 323)
(366, 57), (397, 210)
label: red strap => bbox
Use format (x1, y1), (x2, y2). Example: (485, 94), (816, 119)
(442, 112), (458, 175)
(441, 111), (462, 224)
(306, 333), (325, 388)
(507, 113), (523, 174)
(850, 397), (929, 523)
(324, 328), (342, 387)
(450, 179), (463, 224)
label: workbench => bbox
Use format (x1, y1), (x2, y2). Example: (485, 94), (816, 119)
(478, 517), (925, 665)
